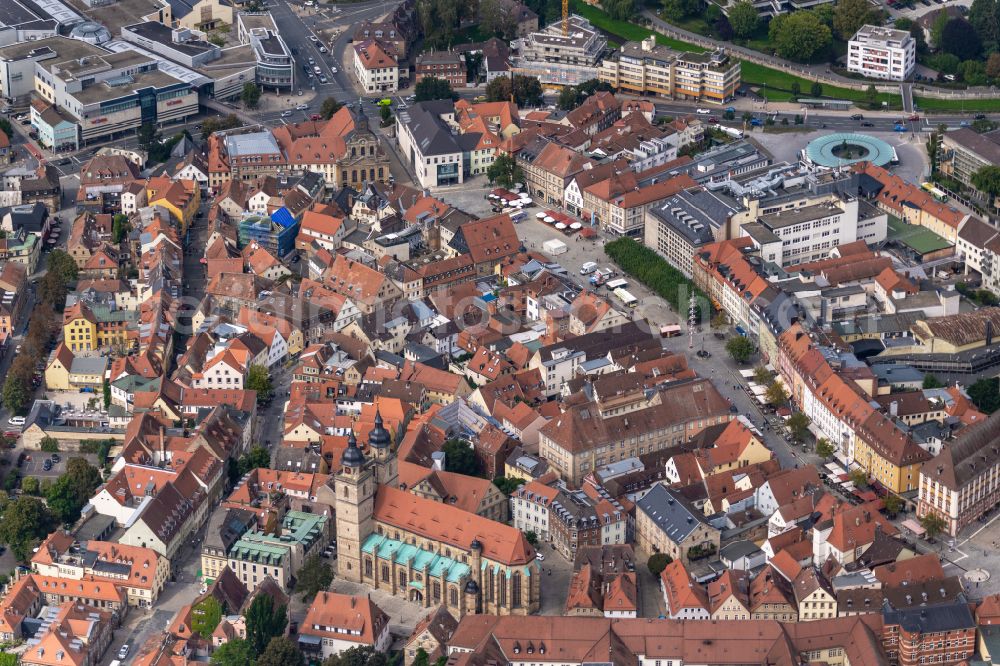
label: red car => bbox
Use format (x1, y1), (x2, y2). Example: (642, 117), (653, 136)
(909, 114), (920, 121)
(310, 114), (322, 121)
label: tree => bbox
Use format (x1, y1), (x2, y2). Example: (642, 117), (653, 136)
(810, 81), (823, 98)
(492, 476), (523, 495)
(920, 512), (947, 539)
(379, 104), (392, 126)
(247, 365), (272, 403)
(729, 0), (759, 38)
(0, 652), (16, 666)
(647, 552), (672, 577)
(258, 638), (303, 666)
(960, 59), (988, 86)
(319, 97), (343, 120)
(191, 597), (223, 638)
(0, 496), (56, 561)
(968, 377), (1000, 413)
(485, 75), (542, 106)
(816, 438), (837, 458)
(725, 336), (755, 363)
(201, 114), (240, 139)
(40, 437), (59, 453)
(21, 476), (40, 495)
(296, 554), (334, 600)
(849, 468), (868, 488)
(715, 13), (734, 40)
(602, 0), (635, 20)
(417, 0), (467, 49)
(931, 10), (950, 49)
(895, 17), (928, 54)
(969, 0), (1000, 55)
(662, 0), (701, 19)
(2, 372), (31, 416)
(112, 213), (130, 244)
(211, 639), (255, 666)
(987, 52), (1000, 79)
(48, 249), (78, 284)
(322, 646), (388, 666)
(922, 373), (945, 389)
(523, 530), (538, 545)
(38, 271), (68, 312)
(414, 76), (457, 102)
(941, 18), (982, 60)
(972, 166), (1000, 207)
(46, 458), (102, 524)
(765, 380), (789, 406)
(769, 11), (832, 62)
(753, 365), (772, 385)
(864, 84), (878, 106)
(558, 86), (583, 111)
(238, 446), (272, 475)
(883, 494), (903, 517)
(485, 153), (523, 189)
(790, 81), (801, 98)
(0, 118), (12, 141)
(242, 82), (262, 109)
(926, 129), (943, 175)
(441, 439), (481, 476)
(786, 412), (811, 442)
(245, 593), (288, 656)
(480, 0), (519, 37)
(833, 0), (877, 40)
(137, 122), (161, 155)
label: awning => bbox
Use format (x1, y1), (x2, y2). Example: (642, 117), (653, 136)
(901, 519), (926, 536)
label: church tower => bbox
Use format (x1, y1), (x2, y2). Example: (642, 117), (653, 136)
(334, 430), (374, 583)
(368, 409), (398, 488)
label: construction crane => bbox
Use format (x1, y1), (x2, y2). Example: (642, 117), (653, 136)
(562, 0), (569, 34)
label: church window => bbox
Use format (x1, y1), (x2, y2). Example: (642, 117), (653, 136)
(513, 572), (522, 607)
(364, 559), (373, 577)
(450, 587), (458, 607)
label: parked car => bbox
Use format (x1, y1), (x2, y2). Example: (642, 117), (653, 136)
(310, 114), (322, 121)
(8, 416), (25, 427)
(695, 108), (711, 115)
(295, 103), (308, 110)
(318, 46), (327, 53)
(42, 459), (52, 471)
(119, 645), (131, 660)
(319, 75), (327, 83)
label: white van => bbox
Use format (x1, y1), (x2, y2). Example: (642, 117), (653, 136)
(580, 262), (598, 275)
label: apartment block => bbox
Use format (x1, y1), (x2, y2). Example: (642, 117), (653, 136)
(599, 37), (740, 104)
(847, 25), (915, 81)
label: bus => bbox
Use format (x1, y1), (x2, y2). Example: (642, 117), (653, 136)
(606, 278), (629, 291)
(614, 288), (637, 308)
(921, 182), (948, 202)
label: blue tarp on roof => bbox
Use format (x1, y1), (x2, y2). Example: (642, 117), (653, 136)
(271, 207), (295, 228)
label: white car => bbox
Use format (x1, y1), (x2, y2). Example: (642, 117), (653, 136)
(330, 66), (338, 73)
(118, 645), (130, 660)
(318, 46), (327, 53)
(8, 416), (25, 427)
(281, 110), (293, 117)
(536, 552), (545, 561)
(695, 108), (711, 115)
(295, 103), (308, 110)
(309, 35), (319, 42)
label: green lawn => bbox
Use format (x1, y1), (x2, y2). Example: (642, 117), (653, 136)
(740, 62), (901, 108)
(914, 96), (1000, 113)
(570, 0), (708, 51)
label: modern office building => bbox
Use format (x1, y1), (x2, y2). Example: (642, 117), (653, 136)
(847, 25), (915, 81)
(34, 49), (198, 146)
(236, 12), (294, 90)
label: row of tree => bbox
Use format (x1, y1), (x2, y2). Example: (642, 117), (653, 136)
(0, 456), (103, 560)
(2, 249), (77, 415)
(604, 237), (710, 318)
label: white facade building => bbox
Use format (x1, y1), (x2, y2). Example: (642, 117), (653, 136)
(847, 25), (915, 81)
